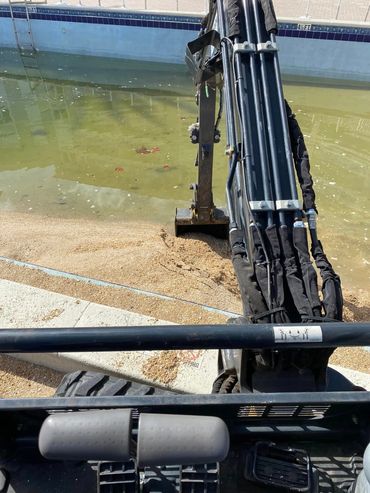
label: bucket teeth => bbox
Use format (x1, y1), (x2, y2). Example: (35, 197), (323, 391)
(175, 207), (229, 239)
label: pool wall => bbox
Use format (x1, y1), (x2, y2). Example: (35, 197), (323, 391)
(1, 6), (370, 81)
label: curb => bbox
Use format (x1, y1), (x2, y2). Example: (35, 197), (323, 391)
(1, 279), (368, 392)
(0, 279), (218, 393)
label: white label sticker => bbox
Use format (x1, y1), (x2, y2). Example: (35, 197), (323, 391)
(273, 326), (323, 343)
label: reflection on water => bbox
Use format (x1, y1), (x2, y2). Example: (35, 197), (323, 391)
(0, 49), (369, 290)
(283, 81), (370, 292)
(0, 50), (222, 222)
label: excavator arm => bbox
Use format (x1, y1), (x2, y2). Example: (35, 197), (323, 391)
(176, 0), (343, 393)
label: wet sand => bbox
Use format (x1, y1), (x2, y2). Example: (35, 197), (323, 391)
(0, 211), (368, 395)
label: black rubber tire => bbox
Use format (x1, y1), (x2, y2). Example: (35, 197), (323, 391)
(54, 371), (171, 397)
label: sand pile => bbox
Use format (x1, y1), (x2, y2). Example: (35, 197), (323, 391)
(0, 211), (368, 382)
(0, 212), (241, 318)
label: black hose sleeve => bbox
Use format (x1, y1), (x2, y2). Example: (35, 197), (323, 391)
(285, 100), (317, 212)
(225, 0), (242, 37)
(260, 0), (278, 34)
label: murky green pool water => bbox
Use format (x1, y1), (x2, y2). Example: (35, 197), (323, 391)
(0, 49), (369, 290)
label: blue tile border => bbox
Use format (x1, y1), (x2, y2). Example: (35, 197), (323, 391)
(0, 6), (369, 42)
(278, 20), (370, 42)
(0, 5), (201, 30)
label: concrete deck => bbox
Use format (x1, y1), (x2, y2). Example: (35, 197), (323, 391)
(0, 278), (369, 392)
(275, 0), (369, 24)
(9, 0), (368, 24)
(0, 279), (219, 394)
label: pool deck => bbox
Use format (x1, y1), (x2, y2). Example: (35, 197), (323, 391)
(6, 0), (368, 24)
(1, 278), (369, 392)
(274, 0), (369, 24)
(0, 278), (219, 394)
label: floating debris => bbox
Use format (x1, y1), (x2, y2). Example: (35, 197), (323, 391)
(115, 167), (125, 173)
(135, 146), (151, 155)
(135, 146), (160, 155)
(163, 164), (170, 170)
(31, 128), (47, 136)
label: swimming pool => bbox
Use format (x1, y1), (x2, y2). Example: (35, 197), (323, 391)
(0, 5), (370, 81)
(0, 50), (369, 291)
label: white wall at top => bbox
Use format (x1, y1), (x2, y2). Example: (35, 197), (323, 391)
(1, 17), (370, 82)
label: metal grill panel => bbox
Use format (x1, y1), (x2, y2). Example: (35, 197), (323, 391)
(237, 404), (332, 419)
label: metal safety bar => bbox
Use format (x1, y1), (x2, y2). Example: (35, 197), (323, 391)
(1, 390), (370, 413)
(0, 323), (369, 352)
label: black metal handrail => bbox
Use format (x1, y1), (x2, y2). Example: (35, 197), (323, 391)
(0, 323), (369, 352)
(1, 391), (370, 412)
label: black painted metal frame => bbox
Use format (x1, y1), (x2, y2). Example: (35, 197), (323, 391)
(0, 322), (368, 414)
(1, 392), (370, 441)
(0, 322), (368, 352)
(0, 322), (370, 417)
(1, 391), (370, 411)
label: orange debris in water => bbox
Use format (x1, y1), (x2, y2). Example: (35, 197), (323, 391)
(114, 167), (124, 172)
(135, 146), (151, 155)
(135, 146), (160, 155)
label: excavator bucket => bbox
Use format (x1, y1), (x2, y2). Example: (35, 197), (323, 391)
(175, 206), (229, 238)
